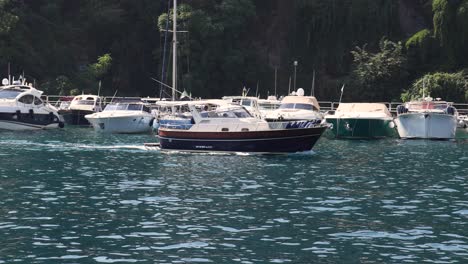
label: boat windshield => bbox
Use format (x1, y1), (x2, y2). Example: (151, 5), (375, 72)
(259, 103), (280, 110)
(0, 89), (22, 99)
(104, 103), (148, 112)
(279, 103), (316, 111)
(241, 99), (253, 107)
(409, 102), (448, 110)
(201, 108), (252, 118)
(75, 100), (95, 105)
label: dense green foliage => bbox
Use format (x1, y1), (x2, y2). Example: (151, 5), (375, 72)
(351, 39), (407, 101)
(0, 0), (467, 102)
(401, 70), (468, 102)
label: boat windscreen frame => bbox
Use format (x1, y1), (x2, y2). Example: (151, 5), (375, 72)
(0, 89), (23, 99)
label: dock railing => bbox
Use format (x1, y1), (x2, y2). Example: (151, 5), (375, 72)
(43, 95), (468, 116)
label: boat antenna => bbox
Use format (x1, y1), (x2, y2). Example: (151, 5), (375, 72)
(338, 84), (345, 104)
(255, 81), (259, 98)
(274, 67), (278, 97)
(8, 62), (11, 84)
(336, 84), (345, 138)
(288, 76), (291, 95)
(422, 77), (425, 100)
(97, 80), (102, 97)
(311, 69), (316, 97)
(110, 90), (118, 103)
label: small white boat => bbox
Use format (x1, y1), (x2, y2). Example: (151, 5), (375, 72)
(264, 89), (323, 123)
(394, 98), (458, 139)
(85, 100), (154, 133)
(59, 94), (103, 126)
(0, 77), (64, 130)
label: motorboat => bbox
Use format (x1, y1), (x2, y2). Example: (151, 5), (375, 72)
(157, 103), (328, 153)
(394, 97), (458, 139)
(58, 94), (103, 126)
(264, 89), (323, 123)
(325, 103), (397, 139)
(85, 99), (154, 133)
(0, 77), (64, 130)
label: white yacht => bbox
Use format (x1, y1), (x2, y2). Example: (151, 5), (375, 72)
(264, 89), (323, 123)
(394, 97), (458, 139)
(85, 100), (154, 133)
(58, 94), (103, 126)
(0, 77), (64, 130)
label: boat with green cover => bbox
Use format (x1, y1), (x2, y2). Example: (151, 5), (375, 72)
(325, 103), (397, 139)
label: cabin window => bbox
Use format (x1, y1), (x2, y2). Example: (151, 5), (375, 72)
(127, 104), (143, 111)
(241, 99), (252, 107)
(18, 94), (34, 104)
(0, 89), (22, 99)
(279, 103), (316, 111)
(34, 96), (43, 105)
(221, 128), (229, 131)
(241, 128), (249, 132)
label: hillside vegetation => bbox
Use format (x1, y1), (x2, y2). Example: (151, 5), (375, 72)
(0, 0), (467, 102)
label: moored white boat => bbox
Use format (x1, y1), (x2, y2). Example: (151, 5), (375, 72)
(264, 89), (323, 123)
(59, 94), (103, 126)
(394, 98), (458, 139)
(0, 77), (64, 130)
(85, 100), (154, 133)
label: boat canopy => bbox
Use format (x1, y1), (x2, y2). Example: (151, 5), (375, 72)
(335, 103), (392, 117)
(281, 96), (320, 111)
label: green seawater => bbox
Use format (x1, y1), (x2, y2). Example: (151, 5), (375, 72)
(0, 127), (467, 263)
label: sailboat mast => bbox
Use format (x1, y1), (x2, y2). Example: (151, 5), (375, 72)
(172, 0), (177, 101)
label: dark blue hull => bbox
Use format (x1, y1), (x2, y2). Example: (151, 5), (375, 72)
(0, 111), (63, 130)
(60, 110), (93, 126)
(158, 126), (327, 153)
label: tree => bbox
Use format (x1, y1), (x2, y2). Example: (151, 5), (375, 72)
(433, 0), (468, 68)
(0, 0), (18, 34)
(401, 70), (468, 103)
(350, 38), (407, 101)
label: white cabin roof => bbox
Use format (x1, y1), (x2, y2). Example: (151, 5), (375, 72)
(335, 103), (392, 117)
(281, 96), (320, 110)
